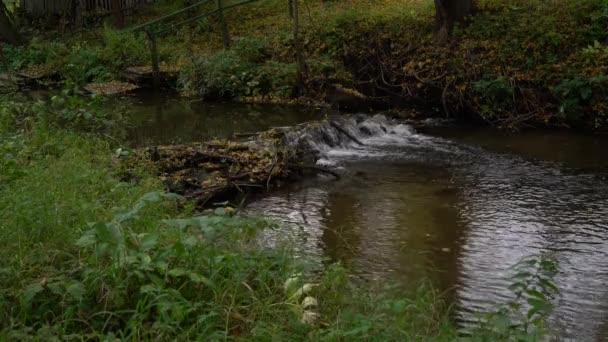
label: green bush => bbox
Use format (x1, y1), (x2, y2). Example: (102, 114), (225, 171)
(232, 37), (268, 63)
(101, 26), (148, 72)
(179, 50), (244, 98)
(178, 37), (297, 99)
(63, 45), (111, 84)
(1, 39), (68, 72)
(553, 75), (608, 125)
(1, 89), (127, 137)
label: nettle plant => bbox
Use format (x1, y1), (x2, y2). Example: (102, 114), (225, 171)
(471, 255), (559, 340)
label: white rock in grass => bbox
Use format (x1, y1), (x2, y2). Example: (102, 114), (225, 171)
(301, 296), (318, 309)
(284, 274), (301, 295)
(301, 283), (315, 294)
(291, 283), (316, 300)
(300, 310), (320, 325)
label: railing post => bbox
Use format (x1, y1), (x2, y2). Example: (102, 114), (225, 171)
(215, 0), (231, 49)
(145, 29), (161, 89)
(292, 0), (307, 94)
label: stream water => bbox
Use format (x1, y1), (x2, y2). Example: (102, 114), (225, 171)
(123, 94), (608, 340)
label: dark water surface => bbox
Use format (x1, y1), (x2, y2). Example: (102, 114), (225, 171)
(123, 92), (325, 145)
(124, 95), (608, 340)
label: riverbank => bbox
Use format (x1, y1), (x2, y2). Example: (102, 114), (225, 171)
(2, 0), (608, 130)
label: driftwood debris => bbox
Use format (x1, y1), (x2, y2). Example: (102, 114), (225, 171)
(122, 65), (180, 88)
(124, 113), (400, 207)
(83, 81), (139, 96)
(132, 127), (338, 207)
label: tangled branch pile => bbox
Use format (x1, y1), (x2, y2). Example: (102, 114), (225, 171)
(135, 130), (336, 207)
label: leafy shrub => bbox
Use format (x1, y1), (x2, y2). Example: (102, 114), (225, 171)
(179, 38), (294, 99)
(0, 192), (300, 339)
(63, 45), (111, 84)
(259, 61), (297, 97)
(0, 88), (127, 137)
(232, 37), (268, 63)
(469, 255), (559, 340)
(553, 75), (608, 123)
(1, 39), (68, 72)
(473, 76), (514, 120)
(179, 50), (244, 98)
(101, 26), (148, 72)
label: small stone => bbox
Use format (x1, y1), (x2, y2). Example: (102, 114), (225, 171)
(300, 310), (320, 325)
(441, 247), (451, 253)
(301, 296), (318, 309)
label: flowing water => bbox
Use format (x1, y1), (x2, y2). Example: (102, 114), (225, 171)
(124, 95), (608, 340)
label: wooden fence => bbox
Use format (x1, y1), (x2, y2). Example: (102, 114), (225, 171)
(19, 0), (153, 19)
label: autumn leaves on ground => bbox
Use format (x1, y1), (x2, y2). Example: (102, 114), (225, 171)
(3, 0), (608, 130)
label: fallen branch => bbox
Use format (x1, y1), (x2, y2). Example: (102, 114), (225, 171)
(127, 117), (356, 207)
(329, 121), (365, 146)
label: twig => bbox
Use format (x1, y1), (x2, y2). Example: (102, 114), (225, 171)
(266, 163), (277, 191)
(442, 79), (453, 117)
(329, 121), (364, 146)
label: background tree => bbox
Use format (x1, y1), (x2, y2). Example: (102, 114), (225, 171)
(291, 0), (307, 94)
(434, 0), (473, 43)
(0, 1), (19, 79)
(0, 1), (19, 45)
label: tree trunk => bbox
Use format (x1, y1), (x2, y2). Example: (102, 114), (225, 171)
(434, 0), (473, 44)
(112, 0), (125, 28)
(292, 0), (307, 95)
(0, 3), (19, 45)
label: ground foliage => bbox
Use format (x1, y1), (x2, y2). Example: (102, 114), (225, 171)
(4, 0), (608, 129)
(304, 0), (608, 129)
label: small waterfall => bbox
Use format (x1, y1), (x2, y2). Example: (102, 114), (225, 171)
(279, 114), (417, 164)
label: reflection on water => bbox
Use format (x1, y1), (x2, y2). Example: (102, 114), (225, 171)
(121, 92), (325, 146)
(246, 123), (608, 340)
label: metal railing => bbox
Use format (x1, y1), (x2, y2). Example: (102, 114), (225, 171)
(127, 0), (261, 87)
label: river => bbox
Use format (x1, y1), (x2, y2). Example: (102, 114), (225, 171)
(125, 93), (608, 340)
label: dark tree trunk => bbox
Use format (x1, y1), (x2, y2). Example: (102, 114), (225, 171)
(0, 3), (19, 45)
(292, 0), (307, 95)
(434, 0), (473, 44)
(112, 0), (125, 28)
